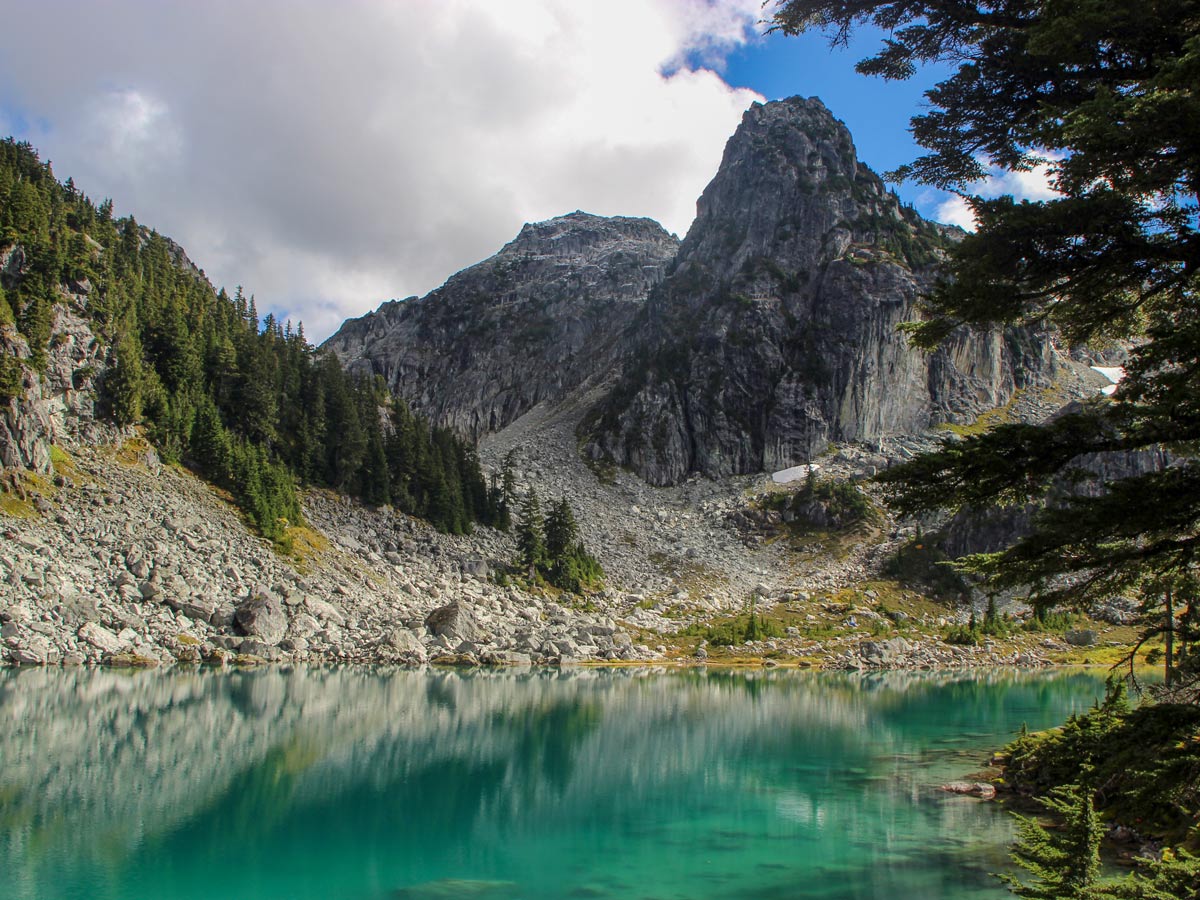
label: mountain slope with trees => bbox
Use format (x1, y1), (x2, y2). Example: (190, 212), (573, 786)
(0, 138), (498, 539)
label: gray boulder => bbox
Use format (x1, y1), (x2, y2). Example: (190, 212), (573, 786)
(234, 594), (287, 645)
(424, 601), (480, 644)
(386, 627), (428, 662)
(1064, 629), (1098, 647)
(78, 622), (126, 654)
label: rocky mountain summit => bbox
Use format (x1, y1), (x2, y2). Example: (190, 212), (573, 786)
(330, 97), (1054, 486)
(326, 212), (679, 438)
(585, 97), (1054, 484)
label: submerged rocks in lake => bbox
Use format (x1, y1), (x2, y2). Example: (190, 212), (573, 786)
(941, 781), (997, 800)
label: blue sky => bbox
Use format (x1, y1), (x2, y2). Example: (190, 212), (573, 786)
(0, 1), (1032, 340)
(721, 27), (954, 207)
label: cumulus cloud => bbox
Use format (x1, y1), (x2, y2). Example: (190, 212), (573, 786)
(927, 159), (1062, 232)
(0, 0), (765, 340)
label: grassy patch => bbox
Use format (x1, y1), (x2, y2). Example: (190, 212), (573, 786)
(275, 525), (330, 569)
(0, 492), (36, 518)
(49, 444), (76, 474)
(114, 435), (155, 467)
(0, 469), (52, 518)
(936, 391), (1024, 437)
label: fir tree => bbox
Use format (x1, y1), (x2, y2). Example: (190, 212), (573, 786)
(999, 780), (1102, 900)
(516, 488), (546, 577)
(545, 496), (578, 563)
(106, 329), (144, 426)
(497, 451), (517, 531)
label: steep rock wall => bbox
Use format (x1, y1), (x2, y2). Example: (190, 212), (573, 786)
(584, 97), (1054, 485)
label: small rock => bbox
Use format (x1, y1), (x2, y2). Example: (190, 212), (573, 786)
(942, 782), (996, 800)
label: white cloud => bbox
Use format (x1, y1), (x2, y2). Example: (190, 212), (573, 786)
(0, 0), (765, 340)
(926, 159), (1061, 231)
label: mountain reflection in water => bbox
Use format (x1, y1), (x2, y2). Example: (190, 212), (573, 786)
(0, 666), (1111, 900)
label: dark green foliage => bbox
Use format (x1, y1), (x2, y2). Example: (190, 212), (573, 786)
(545, 495), (578, 561)
(688, 605), (785, 646)
(883, 532), (970, 599)
(0, 138), (497, 538)
(1090, 849), (1200, 899)
(1004, 682), (1200, 843)
(944, 599), (1016, 645)
(512, 492), (604, 593)
(764, 472), (876, 533)
(104, 330), (144, 427)
(771, 1), (1200, 664)
(999, 780), (1102, 900)
(516, 489), (546, 576)
(998, 681), (1200, 895)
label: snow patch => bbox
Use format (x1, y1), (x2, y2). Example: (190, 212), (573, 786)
(771, 464), (821, 485)
(1091, 366), (1125, 397)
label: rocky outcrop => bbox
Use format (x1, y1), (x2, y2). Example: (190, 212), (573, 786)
(0, 272), (113, 473)
(325, 212), (679, 438)
(584, 97), (1054, 484)
(936, 445), (1175, 560)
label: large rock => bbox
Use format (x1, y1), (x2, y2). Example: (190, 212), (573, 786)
(858, 637), (910, 665)
(234, 594), (287, 646)
(78, 622), (127, 654)
(304, 597), (346, 627)
(424, 601), (480, 644)
(9, 635), (52, 665)
(386, 627), (428, 662)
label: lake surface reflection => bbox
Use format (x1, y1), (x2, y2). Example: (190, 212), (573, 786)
(0, 666), (1112, 900)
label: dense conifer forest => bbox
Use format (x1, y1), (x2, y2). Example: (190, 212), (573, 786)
(0, 138), (501, 539)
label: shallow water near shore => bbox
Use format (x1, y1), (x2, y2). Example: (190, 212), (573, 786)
(0, 666), (1112, 900)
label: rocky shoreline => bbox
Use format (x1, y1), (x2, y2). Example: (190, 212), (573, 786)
(1, 306), (1130, 674)
(2, 425), (1129, 673)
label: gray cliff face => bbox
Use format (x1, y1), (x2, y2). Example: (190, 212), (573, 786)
(584, 97), (1053, 485)
(0, 255), (112, 473)
(324, 212), (679, 438)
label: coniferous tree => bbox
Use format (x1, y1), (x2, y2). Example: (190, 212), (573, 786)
(106, 329), (144, 426)
(497, 451), (518, 531)
(999, 780), (1102, 900)
(516, 488), (546, 577)
(545, 495), (578, 563)
(771, 0), (1200, 680)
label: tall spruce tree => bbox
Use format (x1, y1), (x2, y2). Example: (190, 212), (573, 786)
(545, 496), (579, 563)
(516, 488), (546, 578)
(770, 0), (1200, 654)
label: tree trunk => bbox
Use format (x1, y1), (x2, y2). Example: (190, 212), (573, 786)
(1165, 587), (1175, 686)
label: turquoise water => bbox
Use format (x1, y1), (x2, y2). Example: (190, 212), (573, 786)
(0, 667), (1112, 900)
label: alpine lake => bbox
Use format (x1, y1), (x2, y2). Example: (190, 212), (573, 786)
(0, 666), (1116, 900)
